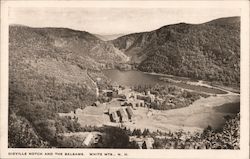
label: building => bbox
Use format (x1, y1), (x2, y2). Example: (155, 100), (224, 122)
(106, 91), (113, 97)
(142, 138), (154, 149)
(137, 95), (148, 101)
(108, 107), (119, 114)
(138, 99), (145, 107)
(123, 92), (134, 100)
(96, 77), (101, 82)
(126, 99), (145, 108)
(102, 90), (113, 97)
(118, 94), (126, 100)
(96, 88), (99, 97)
(82, 133), (94, 146)
(110, 111), (119, 123)
(74, 108), (83, 114)
(145, 138), (154, 149)
(117, 108), (129, 122)
(129, 136), (154, 149)
(120, 101), (126, 106)
(112, 82), (119, 91)
(117, 89), (123, 95)
(146, 90), (151, 95)
(137, 94), (155, 103)
(133, 99), (145, 107)
(129, 136), (144, 149)
(92, 101), (101, 107)
(148, 94), (155, 102)
(126, 107), (135, 121)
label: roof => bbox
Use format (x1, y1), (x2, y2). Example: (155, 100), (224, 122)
(102, 89), (113, 93)
(83, 133), (93, 146)
(96, 77), (101, 81)
(111, 111), (119, 119)
(126, 107), (135, 117)
(108, 107), (119, 114)
(145, 138), (154, 149)
(138, 99), (145, 103)
(118, 108), (127, 118)
(93, 101), (100, 105)
(112, 82), (119, 87)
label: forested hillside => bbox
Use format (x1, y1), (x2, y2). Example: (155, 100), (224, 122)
(8, 16), (240, 147)
(8, 25), (127, 147)
(112, 17), (240, 87)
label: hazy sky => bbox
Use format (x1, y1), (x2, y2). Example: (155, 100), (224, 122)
(9, 7), (240, 35)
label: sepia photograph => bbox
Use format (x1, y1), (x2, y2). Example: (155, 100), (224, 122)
(0, 1), (249, 159)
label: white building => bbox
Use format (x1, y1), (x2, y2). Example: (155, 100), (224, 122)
(82, 133), (94, 146)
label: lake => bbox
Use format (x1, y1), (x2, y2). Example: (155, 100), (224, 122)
(103, 69), (227, 94)
(102, 70), (239, 130)
(103, 69), (166, 86)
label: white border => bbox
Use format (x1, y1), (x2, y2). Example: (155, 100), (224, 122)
(1, 1), (249, 159)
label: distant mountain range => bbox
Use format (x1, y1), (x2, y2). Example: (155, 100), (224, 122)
(9, 16), (240, 93)
(94, 33), (124, 41)
(9, 25), (129, 77)
(112, 16), (240, 87)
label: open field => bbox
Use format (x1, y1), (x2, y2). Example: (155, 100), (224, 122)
(125, 94), (239, 132)
(172, 82), (227, 94)
(60, 93), (239, 133)
(158, 77), (228, 94)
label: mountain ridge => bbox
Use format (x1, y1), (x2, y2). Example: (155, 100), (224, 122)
(9, 16), (240, 87)
(94, 33), (125, 41)
(9, 24), (130, 116)
(111, 16), (240, 87)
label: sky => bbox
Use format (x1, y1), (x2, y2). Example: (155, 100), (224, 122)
(9, 7), (240, 35)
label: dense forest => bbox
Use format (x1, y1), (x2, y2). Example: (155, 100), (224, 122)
(112, 17), (240, 88)
(8, 25), (127, 147)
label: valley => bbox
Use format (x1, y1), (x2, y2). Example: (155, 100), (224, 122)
(57, 77), (239, 149)
(60, 69), (240, 131)
(8, 16), (240, 149)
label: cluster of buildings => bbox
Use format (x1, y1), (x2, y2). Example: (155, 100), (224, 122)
(101, 83), (159, 108)
(122, 90), (165, 109)
(129, 136), (154, 149)
(98, 83), (165, 124)
(109, 107), (135, 123)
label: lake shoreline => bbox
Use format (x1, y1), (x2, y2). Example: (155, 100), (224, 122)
(100, 69), (241, 132)
(103, 69), (232, 95)
(143, 71), (240, 94)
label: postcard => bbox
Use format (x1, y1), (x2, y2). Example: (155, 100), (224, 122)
(0, 1), (249, 159)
